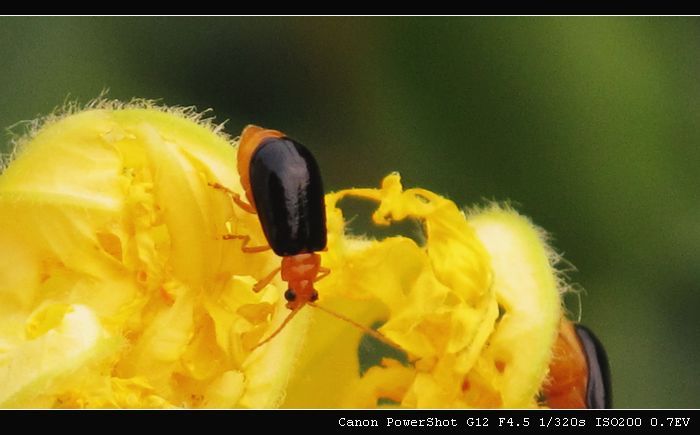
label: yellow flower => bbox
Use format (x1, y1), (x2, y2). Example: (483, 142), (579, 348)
(0, 102), (564, 408)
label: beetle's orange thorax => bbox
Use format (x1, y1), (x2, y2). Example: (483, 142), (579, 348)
(281, 253), (321, 310)
(543, 319), (589, 408)
(237, 125), (284, 210)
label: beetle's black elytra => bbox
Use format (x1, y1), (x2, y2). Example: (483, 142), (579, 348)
(249, 137), (327, 257)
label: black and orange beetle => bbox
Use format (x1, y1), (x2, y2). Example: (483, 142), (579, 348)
(211, 125), (397, 349)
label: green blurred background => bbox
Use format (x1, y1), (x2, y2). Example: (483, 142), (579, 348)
(1, 17), (698, 408)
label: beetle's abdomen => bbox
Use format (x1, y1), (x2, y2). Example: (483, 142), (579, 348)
(249, 137), (327, 256)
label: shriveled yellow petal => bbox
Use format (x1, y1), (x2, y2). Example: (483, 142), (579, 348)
(285, 175), (562, 408)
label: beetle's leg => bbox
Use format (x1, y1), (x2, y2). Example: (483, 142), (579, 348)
(222, 234), (271, 253)
(208, 182), (256, 214)
(252, 307), (302, 350)
(314, 267), (331, 283)
(253, 267), (282, 293)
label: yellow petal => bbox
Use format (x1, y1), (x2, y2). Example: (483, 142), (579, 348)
(464, 205), (562, 407)
(0, 304), (114, 407)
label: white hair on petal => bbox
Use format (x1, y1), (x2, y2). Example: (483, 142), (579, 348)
(1, 91), (233, 174)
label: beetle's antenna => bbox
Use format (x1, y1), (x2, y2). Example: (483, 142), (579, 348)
(252, 307), (302, 351)
(308, 302), (409, 356)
